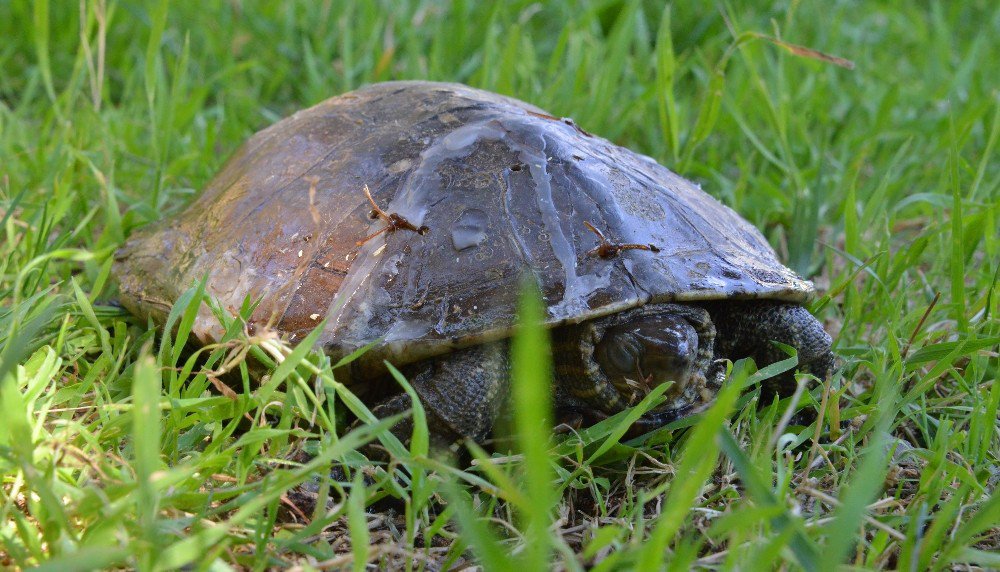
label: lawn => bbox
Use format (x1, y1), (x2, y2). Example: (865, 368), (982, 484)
(1, 1), (998, 570)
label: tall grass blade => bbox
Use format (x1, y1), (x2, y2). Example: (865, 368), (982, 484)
(718, 429), (820, 571)
(511, 279), (556, 569)
(347, 471), (371, 572)
(638, 382), (739, 568)
(132, 344), (163, 568)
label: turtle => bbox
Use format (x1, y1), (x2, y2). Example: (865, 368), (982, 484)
(113, 81), (833, 443)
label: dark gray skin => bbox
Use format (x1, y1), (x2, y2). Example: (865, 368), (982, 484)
(113, 81), (835, 448)
(289, 298), (831, 513)
(370, 300), (832, 444)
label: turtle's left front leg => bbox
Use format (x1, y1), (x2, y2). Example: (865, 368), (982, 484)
(371, 341), (511, 445)
(287, 343), (510, 518)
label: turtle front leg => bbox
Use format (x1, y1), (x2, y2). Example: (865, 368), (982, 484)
(286, 343), (509, 518)
(704, 300), (834, 394)
(370, 341), (510, 446)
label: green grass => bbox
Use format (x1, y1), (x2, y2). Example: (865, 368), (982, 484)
(2, 1), (998, 569)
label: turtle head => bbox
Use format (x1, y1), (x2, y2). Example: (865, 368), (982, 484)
(593, 315), (699, 395)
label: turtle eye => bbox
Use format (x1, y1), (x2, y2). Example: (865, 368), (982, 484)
(598, 333), (641, 375)
(608, 345), (635, 374)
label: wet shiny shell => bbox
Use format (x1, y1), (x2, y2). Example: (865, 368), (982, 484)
(114, 81), (814, 371)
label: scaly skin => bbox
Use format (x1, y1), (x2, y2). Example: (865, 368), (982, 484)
(362, 300), (833, 441)
(704, 300), (834, 396)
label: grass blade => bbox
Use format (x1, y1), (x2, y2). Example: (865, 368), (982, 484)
(511, 280), (556, 569)
(718, 429), (820, 572)
(347, 471), (371, 572)
(132, 344), (163, 568)
(442, 478), (516, 571)
(638, 381), (739, 567)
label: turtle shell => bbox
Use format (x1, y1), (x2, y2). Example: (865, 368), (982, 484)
(114, 81), (813, 371)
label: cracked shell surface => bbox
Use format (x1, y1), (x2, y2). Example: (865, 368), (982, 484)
(114, 81), (815, 372)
